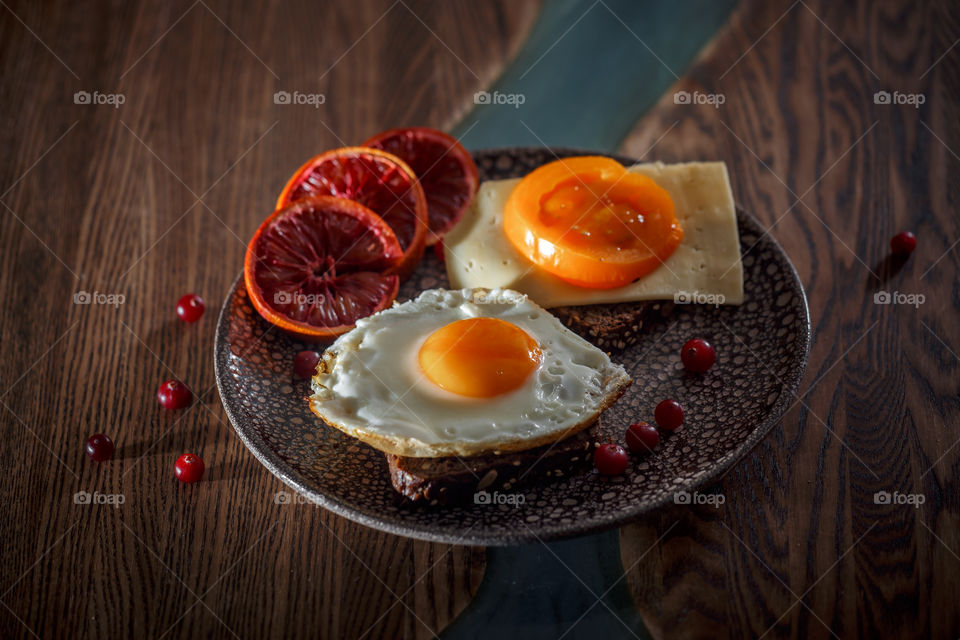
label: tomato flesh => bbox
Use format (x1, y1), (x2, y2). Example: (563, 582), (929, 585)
(504, 157), (683, 289)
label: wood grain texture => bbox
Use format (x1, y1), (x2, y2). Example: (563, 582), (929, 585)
(0, 0), (540, 637)
(618, 0), (960, 638)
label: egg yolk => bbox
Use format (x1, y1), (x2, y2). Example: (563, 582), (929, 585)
(418, 318), (542, 398)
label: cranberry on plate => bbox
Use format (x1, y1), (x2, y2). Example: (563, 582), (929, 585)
(294, 350), (321, 379)
(681, 338), (716, 374)
(654, 399), (684, 431)
(625, 422), (659, 454)
(594, 443), (629, 476)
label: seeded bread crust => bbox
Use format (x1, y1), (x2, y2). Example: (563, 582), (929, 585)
(551, 301), (675, 352)
(386, 423), (598, 505)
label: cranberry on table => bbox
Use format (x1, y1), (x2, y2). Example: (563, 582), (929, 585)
(625, 422), (659, 454)
(176, 293), (205, 322)
(294, 350), (321, 379)
(654, 399), (685, 431)
(157, 379), (192, 410)
(890, 231), (916, 257)
(593, 443), (629, 476)
(681, 338), (716, 373)
(174, 453), (205, 483)
(85, 433), (115, 462)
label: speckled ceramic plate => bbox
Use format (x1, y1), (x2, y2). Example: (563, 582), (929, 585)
(214, 148), (810, 546)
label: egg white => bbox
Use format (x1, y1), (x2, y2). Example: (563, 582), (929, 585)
(308, 288), (632, 457)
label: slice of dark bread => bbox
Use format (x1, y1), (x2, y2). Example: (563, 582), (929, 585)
(386, 423), (597, 505)
(550, 300), (674, 352)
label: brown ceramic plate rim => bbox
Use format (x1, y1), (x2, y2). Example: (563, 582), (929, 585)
(214, 147), (811, 546)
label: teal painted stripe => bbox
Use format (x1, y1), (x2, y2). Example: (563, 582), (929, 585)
(443, 1), (736, 638)
(453, 0), (737, 152)
(443, 530), (653, 639)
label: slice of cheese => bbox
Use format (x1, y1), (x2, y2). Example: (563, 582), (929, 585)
(443, 161), (744, 308)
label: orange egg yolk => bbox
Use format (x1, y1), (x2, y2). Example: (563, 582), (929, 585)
(418, 317), (542, 398)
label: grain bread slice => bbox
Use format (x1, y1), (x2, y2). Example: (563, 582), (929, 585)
(550, 300), (675, 352)
(387, 422), (598, 504)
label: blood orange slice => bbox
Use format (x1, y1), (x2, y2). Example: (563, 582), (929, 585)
(363, 127), (478, 244)
(276, 147), (427, 280)
(244, 195), (402, 341)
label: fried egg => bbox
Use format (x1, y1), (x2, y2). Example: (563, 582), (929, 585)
(308, 288), (632, 457)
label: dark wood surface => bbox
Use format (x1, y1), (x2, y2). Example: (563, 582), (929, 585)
(0, 1), (538, 638)
(2, 0), (959, 638)
(618, 0), (960, 638)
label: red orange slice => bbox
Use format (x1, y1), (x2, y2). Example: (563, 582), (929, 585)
(244, 195), (402, 341)
(276, 147), (428, 280)
(364, 127), (478, 244)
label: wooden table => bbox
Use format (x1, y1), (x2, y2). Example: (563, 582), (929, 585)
(1, 0), (957, 638)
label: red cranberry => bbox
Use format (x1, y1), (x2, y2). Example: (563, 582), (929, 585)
(176, 293), (205, 322)
(294, 350), (321, 379)
(654, 399), (684, 431)
(157, 379), (192, 410)
(593, 443), (629, 475)
(174, 453), (205, 483)
(85, 434), (115, 462)
(433, 241), (446, 264)
(681, 338), (716, 373)
(625, 422), (659, 454)
(890, 231), (916, 257)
